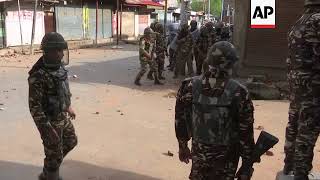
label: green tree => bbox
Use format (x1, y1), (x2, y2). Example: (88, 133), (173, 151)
(190, 0), (222, 17)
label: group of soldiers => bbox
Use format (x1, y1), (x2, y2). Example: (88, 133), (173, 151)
(134, 19), (232, 86)
(26, 0), (320, 179)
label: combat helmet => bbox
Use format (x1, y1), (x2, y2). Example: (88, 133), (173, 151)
(203, 41), (238, 76)
(180, 23), (190, 31)
(190, 20), (198, 31)
(155, 23), (164, 33)
(144, 27), (154, 36)
(41, 32), (69, 67)
(200, 26), (208, 36)
(150, 21), (159, 31)
(41, 32), (68, 51)
(305, 0), (320, 6)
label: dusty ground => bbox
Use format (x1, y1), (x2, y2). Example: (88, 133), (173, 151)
(0, 44), (319, 180)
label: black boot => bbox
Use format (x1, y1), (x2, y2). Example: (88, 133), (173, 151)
(38, 172), (46, 180)
(134, 72), (143, 86)
(158, 71), (166, 80)
(46, 169), (62, 180)
(147, 71), (154, 80)
(294, 175), (309, 180)
(283, 164), (294, 175)
(154, 74), (164, 85)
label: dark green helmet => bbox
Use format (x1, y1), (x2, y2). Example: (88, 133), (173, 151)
(204, 41), (238, 74)
(200, 26), (208, 36)
(305, 0), (320, 6)
(144, 27), (153, 36)
(155, 23), (164, 33)
(150, 21), (159, 31)
(180, 23), (190, 31)
(41, 32), (68, 51)
(190, 20), (198, 30)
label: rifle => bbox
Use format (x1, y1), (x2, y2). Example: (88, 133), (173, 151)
(236, 131), (279, 179)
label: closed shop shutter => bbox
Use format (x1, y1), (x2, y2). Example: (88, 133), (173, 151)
(55, 5), (83, 40)
(244, 0), (304, 69)
(101, 7), (112, 38)
(121, 11), (135, 38)
(5, 8), (45, 46)
(139, 14), (149, 35)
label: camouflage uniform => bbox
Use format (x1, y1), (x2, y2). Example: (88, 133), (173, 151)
(154, 24), (167, 79)
(167, 23), (178, 71)
(175, 24), (194, 78)
(195, 26), (209, 75)
(284, 5), (320, 179)
(28, 58), (77, 175)
(190, 20), (200, 76)
(205, 22), (217, 47)
(135, 28), (163, 85)
(175, 42), (255, 180)
(137, 36), (156, 78)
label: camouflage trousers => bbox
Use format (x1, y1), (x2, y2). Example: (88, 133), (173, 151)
(137, 57), (157, 77)
(195, 51), (206, 76)
(175, 51), (193, 77)
(284, 87), (320, 176)
(168, 48), (176, 70)
(156, 53), (165, 74)
(190, 141), (239, 180)
(35, 113), (78, 172)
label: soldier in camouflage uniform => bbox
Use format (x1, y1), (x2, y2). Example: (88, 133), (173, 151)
(134, 27), (163, 86)
(174, 24), (194, 78)
(205, 21), (217, 47)
(28, 32), (77, 180)
(195, 26), (209, 75)
(154, 23), (167, 80)
(190, 20), (200, 75)
(175, 41), (255, 180)
(214, 22), (224, 42)
(150, 21), (158, 32)
(167, 23), (178, 71)
(284, 1), (320, 179)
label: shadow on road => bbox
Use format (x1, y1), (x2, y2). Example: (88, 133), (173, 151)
(0, 160), (160, 180)
(68, 55), (182, 92)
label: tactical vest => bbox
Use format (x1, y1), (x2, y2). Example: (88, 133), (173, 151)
(192, 77), (240, 145)
(42, 67), (71, 118)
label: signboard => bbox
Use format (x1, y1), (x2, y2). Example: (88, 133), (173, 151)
(251, 0), (276, 28)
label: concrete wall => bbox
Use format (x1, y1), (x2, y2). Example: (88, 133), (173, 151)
(233, 0), (249, 76)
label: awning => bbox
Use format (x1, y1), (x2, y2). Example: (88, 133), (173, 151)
(125, 0), (164, 8)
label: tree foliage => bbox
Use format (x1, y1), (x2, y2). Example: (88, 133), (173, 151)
(190, 0), (222, 17)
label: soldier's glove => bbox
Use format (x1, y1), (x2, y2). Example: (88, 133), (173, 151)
(178, 142), (191, 164)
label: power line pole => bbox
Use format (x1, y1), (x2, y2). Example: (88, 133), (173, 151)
(164, 0), (168, 35)
(208, 0), (210, 20)
(17, 0), (23, 53)
(220, 0), (224, 22)
(30, 0), (38, 55)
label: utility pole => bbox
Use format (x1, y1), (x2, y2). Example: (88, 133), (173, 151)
(17, 0), (23, 53)
(30, 0), (38, 55)
(220, 0), (224, 22)
(112, 0), (122, 49)
(116, 0), (119, 46)
(180, 0), (190, 25)
(164, 0), (168, 35)
(208, 0), (210, 20)
(95, 0), (98, 45)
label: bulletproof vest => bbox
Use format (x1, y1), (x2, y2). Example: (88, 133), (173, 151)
(140, 36), (153, 55)
(43, 66), (71, 118)
(287, 8), (320, 73)
(192, 77), (240, 145)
